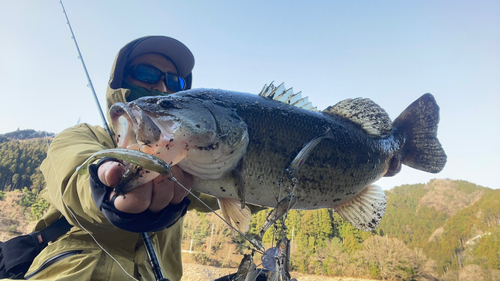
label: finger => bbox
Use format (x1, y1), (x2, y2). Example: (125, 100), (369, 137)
(148, 175), (175, 213)
(148, 167), (192, 212)
(110, 181), (153, 214)
(98, 161), (126, 187)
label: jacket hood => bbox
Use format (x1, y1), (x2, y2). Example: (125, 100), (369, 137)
(105, 36), (194, 126)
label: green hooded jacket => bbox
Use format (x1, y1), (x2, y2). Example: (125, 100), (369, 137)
(23, 37), (219, 281)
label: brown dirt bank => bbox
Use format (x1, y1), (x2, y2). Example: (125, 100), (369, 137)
(181, 263), (377, 281)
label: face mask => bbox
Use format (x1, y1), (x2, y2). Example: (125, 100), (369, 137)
(122, 80), (170, 102)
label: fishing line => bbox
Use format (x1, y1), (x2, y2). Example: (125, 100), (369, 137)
(58, 0), (278, 275)
(272, 175), (297, 248)
(57, 1), (141, 279)
(43, 132), (139, 281)
(169, 177), (265, 254)
(283, 178), (298, 230)
(271, 175), (287, 248)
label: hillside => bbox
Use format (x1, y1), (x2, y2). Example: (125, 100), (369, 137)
(179, 179), (499, 280)
(0, 190), (38, 241)
(0, 130), (51, 192)
(0, 129), (52, 239)
(378, 179), (500, 275)
(0, 129), (54, 142)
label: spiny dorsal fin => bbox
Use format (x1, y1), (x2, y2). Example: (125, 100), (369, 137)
(259, 82), (318, 112)
(324, 98), (392, 137)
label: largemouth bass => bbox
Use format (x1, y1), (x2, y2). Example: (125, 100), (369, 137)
(109, 83), (447, 232)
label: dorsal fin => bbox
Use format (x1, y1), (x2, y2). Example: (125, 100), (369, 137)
(324, 98), (392, 137)
(259, 82), (318, 112)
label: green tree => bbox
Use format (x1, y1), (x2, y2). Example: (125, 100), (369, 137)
(19, 186), (38, 207)
(474, 229), (500, 269)
(31, 196), (50, 220)
(0, 138), (49, 192)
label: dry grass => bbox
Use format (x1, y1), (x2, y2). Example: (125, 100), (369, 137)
(181, 262), (377, 281)
(0, 191), (36, 241)
(418, 179), (484, 217)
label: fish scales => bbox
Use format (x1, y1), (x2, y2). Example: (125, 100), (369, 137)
(179, 89), (395, 208)
(109, 87), (446, 232)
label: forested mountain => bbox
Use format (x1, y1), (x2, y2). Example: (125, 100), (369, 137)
(378, 180), (499, 275)
(183, 179), (499, 280)
(0, 129), (54, 142)
(0, 130), (52, 192)
(0, 130), (52, 239)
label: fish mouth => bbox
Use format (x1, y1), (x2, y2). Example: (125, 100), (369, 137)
(110, 101), (217, 166)
(110, 97), (249, 180)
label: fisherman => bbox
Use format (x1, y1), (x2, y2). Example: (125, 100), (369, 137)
(23, 36), (216, 281)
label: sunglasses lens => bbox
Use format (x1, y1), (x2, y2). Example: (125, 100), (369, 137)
(133, 65), (161, 84)
(166, 74), (186, 92)
(130, 64), (186, 92)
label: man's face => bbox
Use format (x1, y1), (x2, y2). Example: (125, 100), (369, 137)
(126, 53), (178, 94)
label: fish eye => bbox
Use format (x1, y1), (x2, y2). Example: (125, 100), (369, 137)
(158, 99), (176, 109)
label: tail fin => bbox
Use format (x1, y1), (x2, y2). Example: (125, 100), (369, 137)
(393, 94), (447, 173)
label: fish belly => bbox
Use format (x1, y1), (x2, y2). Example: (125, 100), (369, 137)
(192, 130), (392, 210)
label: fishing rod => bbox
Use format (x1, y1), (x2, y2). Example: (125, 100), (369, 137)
(59, 3), (284, 279)
(59, 1), (167, 280)
(59, 1), (113, 141)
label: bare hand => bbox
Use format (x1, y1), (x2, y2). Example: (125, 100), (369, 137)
(97, 161), (192, 214)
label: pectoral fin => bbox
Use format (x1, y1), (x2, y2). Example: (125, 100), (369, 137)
(286, 129), (333, 178)
(218, 198), (252, 233)
(232, 159), (246, 209)
(333, 184), (386, 231)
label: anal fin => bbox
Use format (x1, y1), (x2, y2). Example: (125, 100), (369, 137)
(218, 198), (252, 234)
(333, 185), (386, 231)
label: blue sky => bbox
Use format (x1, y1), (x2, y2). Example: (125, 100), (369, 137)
(0, 1), (498, 190)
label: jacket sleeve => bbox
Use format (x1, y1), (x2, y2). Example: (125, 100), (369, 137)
(40, 124), (117, 230)
(41, 124), (192, 232)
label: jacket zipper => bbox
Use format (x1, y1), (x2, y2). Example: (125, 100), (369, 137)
(24, 250), (83, 279)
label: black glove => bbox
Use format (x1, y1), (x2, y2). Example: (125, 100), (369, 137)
(88, 157), (190, 233)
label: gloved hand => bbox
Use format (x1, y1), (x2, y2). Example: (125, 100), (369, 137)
(97, 160), (192, 214)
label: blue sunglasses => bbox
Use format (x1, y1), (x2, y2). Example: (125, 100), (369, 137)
(127, 64), (186, 92)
